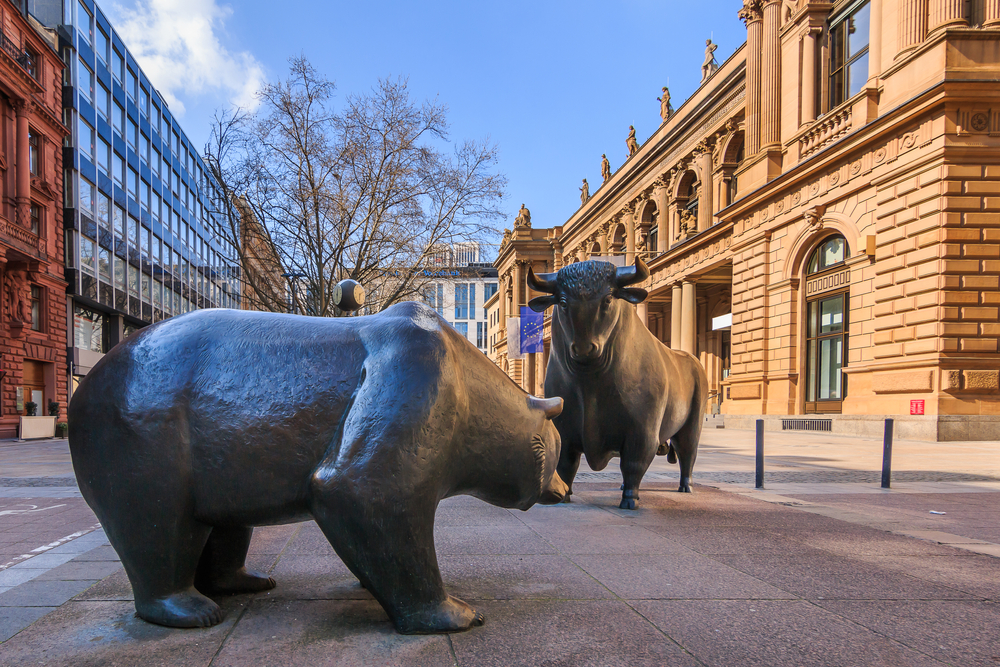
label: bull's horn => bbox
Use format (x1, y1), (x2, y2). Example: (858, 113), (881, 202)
(527, 266), (559, 294)
(529, 395), (563, 420)
(616, 255), (650, 287)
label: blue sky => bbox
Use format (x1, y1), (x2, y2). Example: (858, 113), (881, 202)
(104, 0), (748, 259)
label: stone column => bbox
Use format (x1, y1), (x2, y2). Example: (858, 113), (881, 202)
(929, 0), (967, 31)
(868, 0), (883, 80)
(498, 273), (507, 323)
(987, 0), (1000, 27)
(760, 0), (782, 150)
(626, 208), (636, 264)
(637, 301), (648, 329)
(697, 143), (714, 232)
(740, 2), (763, 155)
(671, 284), (683, 350)
(801, 28), (821, 125)
(681, 281), (697, 355)
(654, 183), (669, 253)
(897, 0), (929, 56)
(14, 100), (30, 229)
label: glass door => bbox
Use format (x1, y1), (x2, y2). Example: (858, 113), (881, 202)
(806, 292), (847, 413)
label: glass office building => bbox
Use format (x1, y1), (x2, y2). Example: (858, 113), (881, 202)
(45, 0), (241, 386)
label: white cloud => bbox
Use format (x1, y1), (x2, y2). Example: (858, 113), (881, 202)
(108, 0), (264, 116)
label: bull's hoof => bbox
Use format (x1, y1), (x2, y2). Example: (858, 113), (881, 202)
(678, 482), (692, 493)
(395, 595), (485, 635)
(619, 497), (638, 510)
(560, 495), (573, 503)
(136, 589), (224, 628)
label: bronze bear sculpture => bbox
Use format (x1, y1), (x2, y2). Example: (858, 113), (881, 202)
(69, 302), (567, 634)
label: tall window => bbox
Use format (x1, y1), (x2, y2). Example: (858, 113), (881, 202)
(455, 284), (469, 320)
(424, 283), (444, 315)
(28, 132), (39, 175)
(30, 285), (42, 331)
(484, 282), (498, 301)
(805, 235), (849, 413)
(30, 204), (40, 234)
(477, 321), (486, 349)
(112, 49), (123, 82)
(77, 0), (92, 44)
(454, 322), (469, 338)
(829, 0), (870, 108)
(79, 57), (94, 104)
(74, 305), (106, 352)
(96, 27), (108, 64)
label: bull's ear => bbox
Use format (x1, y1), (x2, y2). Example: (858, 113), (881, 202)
(617, 287), (648, 304)
(528, 295), (558, 312)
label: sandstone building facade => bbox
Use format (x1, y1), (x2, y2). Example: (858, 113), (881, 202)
(0, 1), (68, 437)
(492, 0), (1000, 441)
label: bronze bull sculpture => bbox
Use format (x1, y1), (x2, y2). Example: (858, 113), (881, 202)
(527, 257), (708, 509)
(69, 302), (567, 634)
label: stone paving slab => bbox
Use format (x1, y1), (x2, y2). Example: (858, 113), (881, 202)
(0, 485), (997, 665)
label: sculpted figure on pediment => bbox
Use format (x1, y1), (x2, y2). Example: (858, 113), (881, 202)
(626, 126), (639, 156)
(657, 87), (672, 122)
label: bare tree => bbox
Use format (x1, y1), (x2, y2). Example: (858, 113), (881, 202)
(203, 57), (506, 315)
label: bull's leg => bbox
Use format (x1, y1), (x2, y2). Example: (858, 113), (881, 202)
(619, 437), (658, 510)
(556, 445), (582, 501)
(672, 412), (703, 493)
(310, 473), (482, 634)
(195, 526), (276, 595)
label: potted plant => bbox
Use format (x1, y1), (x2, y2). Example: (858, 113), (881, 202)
(20, 401), (57, 439)
(48, 400), (60, 417)
(56, 422), (68, 438)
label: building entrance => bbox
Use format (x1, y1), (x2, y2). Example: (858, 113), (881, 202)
(804, 236), (848, 414)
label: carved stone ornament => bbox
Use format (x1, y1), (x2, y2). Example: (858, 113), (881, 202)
(804, 205), (825, 229)
(738, 0), (763, 24)
(499, 228), (512, 250)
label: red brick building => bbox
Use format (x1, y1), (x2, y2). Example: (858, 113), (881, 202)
(0, 2), (68, 438)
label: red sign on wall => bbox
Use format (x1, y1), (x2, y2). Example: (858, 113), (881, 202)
(910, 399), (925, 415)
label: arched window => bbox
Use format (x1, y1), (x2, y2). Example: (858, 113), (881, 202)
(805, 235), (849, 413)
(807, 235), (847, 274)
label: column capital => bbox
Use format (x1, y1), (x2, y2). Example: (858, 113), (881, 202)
(738, 0), (763, 24)
(12, 99), (32, 117)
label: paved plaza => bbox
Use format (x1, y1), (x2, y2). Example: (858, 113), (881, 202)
(0, 428), (998, 666)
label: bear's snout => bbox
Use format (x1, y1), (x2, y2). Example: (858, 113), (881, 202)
(538, 472), (569, 504)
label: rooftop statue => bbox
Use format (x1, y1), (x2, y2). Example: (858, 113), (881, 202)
(657, 87), (672, 122)
(68, 303), (567, 634)
(601, 154), (612, 183)
(528, 258), (707, 509)
(514, 203), (532, 228)
(580, 179), (590, 205)
(702, 39), (719, 82)
(626, 125), (639, 156)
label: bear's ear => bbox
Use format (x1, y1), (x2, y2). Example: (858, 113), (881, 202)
(528, 295), (558, 312)
(529, 395), (563, 420)
(616, 287), (648, 304)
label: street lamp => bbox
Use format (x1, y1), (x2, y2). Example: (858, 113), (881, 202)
(280, 272), (307, 314)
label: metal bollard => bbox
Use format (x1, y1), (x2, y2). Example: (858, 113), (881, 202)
(755, 419), (764, 489)
(881, 418), (894, 489)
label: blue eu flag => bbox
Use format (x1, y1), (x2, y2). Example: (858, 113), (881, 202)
(520, 307), (544, 354)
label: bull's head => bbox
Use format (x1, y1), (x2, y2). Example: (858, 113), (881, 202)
(527, 257), (649, 365)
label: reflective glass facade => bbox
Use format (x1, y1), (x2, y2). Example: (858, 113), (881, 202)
(57, 0), (239, 364)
